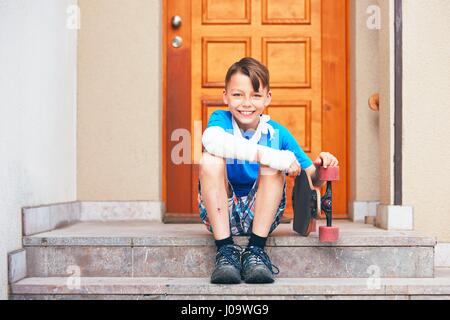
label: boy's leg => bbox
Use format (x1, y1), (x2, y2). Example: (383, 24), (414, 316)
(252, 165), (285, 237)
(200, 152), (243, 284)
(241, 165), (284, 284)
(199, 152), (232, 240)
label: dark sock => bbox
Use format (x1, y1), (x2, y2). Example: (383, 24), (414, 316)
(215, 236), (234, 250)
(248, 232), (268, 249)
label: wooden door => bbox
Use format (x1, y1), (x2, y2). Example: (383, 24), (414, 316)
(164, 0), (349, 221)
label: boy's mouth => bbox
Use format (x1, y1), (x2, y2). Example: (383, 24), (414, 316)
(237, 110), (256, 117)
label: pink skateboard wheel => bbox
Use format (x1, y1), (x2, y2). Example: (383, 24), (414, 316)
(319, 226), (339, 243)
(318, 166), (340, 181)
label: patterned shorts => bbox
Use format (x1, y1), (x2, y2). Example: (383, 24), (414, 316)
(197, 178), (287, 236)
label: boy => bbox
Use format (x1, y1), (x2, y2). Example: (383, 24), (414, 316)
(198, 57), (339, 284)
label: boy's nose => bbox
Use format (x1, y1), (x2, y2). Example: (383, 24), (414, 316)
(242, 98), (252, 107)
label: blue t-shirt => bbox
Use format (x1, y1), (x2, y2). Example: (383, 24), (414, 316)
(205, 110), (313, 197)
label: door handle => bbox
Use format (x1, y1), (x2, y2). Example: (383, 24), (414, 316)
(171, 15), (182, 28)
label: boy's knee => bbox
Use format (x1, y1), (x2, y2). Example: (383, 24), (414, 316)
(199, 152), (225, 177)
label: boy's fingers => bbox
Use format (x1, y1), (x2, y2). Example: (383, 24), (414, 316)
(324, 156), (336, 168)
(322, 157), (328, 168)
(329, 158), (338, 167)
(316, 152), (339, 168)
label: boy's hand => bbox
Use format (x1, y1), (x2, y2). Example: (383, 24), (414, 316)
(287, 160), (301, 177)
(314, 152), (339, 168)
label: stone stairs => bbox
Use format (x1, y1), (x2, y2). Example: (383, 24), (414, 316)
(9, 220), (450, 299)
(10, 271), (450, 300)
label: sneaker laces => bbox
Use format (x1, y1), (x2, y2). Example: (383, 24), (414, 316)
(216, 244), (243, 271)
(244, 246), (280, 275)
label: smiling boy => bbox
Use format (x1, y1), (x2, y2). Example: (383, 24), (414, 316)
(198, 57), (338, 284)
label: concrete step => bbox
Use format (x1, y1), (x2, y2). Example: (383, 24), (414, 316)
(9, 268), (450, 300)
(21, 220), (436, 279)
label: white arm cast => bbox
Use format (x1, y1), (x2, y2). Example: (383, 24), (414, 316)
(257, 145), (298, 171)
(202, 126), (297, 171)
(202, 126), (258, 162)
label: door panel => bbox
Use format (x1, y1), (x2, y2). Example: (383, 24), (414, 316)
(165, 0), (349, 220)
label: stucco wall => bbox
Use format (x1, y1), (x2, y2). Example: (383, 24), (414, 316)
(402, 0), (450, 242)
(377, 0), (395, 205)
(0, 0), (78, 299)
(349, 0), (381, 203)
(77, 0), (162, 201)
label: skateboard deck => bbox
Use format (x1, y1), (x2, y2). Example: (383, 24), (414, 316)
(292, 170), (320, 236)
(292, 166), (340, 242)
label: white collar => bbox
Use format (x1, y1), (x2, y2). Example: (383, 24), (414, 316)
(232, 114), (275, 144)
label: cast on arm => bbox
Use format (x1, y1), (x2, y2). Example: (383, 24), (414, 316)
(202, 126), (297, 171)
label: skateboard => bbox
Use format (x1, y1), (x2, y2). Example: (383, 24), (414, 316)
(292, 166), (340, 242)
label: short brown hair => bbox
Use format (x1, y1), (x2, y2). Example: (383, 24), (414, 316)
(225, 57), (270, 92)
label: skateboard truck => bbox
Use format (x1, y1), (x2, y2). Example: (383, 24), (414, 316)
(292, 166), (340, 243)
(317, 166), (340, 243)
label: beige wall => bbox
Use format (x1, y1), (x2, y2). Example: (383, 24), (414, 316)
(77, 0), (162, 201)
(402, 0), (450, 242)
(377, 0), (395, 205)
(349, 0), (381, 203)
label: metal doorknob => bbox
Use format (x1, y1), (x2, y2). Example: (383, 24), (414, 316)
(172, 36), (183, 48)
(171, 15), (182, 28)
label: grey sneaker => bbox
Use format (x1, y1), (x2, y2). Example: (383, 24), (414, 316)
(241, 245), (280, 283)
(210, 244), (243, 284)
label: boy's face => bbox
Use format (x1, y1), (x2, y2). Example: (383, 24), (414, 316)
(223, 72), (272, 131)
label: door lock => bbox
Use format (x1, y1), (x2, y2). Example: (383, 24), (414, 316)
(172, 36), (183, 48)
(171, 15), (182, 28)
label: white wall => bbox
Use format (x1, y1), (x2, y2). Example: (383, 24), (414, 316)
(0, 0), (78, 299)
